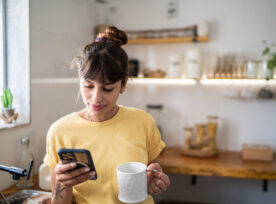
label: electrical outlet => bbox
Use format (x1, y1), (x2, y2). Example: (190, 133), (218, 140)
(167, 0), (179, 18)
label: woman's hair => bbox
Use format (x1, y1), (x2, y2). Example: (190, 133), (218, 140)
(72, 26), (129, 85)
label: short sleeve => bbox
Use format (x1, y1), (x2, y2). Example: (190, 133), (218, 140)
(147, 116), (166, 162)
(43, 124), (59, 169)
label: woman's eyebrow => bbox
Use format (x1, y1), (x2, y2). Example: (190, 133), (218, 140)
(104, 82), (115, 85)
(84, 79), (114, 86)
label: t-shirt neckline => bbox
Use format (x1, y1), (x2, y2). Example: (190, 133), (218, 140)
(73, 105), (123, 126)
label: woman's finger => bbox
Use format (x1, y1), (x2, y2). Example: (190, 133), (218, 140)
(153, 177), (166, 192)
(146, 169), (154, 184)
(150, 180), (160, 194)
(153, 171), (170, 187)
(56, 166), (91, 182)
(55, 162), (76, 174)
(61, 171), (95, 187)
(147, 163), (162, 172)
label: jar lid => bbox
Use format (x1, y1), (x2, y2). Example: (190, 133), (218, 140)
(146, 104), (163, 109)
(207, 115), (218, 119)
(184, 127), (193, 131)
(195, 123), (206, 127)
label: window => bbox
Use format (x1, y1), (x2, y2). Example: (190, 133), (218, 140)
(0, 0), (30, 128)
(0, 0), (7, 88)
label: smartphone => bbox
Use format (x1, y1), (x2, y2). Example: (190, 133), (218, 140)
(58, 148), (97, 180)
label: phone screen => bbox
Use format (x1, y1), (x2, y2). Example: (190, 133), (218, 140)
(58, 148), (97, 180)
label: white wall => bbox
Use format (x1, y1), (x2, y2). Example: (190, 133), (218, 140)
(0, 0), (96, 191)
(113, 0), (276, 150)
(1, 0), (276, 203)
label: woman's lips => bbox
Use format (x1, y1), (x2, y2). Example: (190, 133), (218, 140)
(92, 105), (103, 111)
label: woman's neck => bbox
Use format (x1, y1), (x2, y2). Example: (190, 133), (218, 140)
(83, 105), (119, 122)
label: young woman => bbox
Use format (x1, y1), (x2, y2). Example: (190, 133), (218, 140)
(44, 26), (170, 204)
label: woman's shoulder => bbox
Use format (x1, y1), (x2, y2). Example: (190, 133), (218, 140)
(120, 106), (153, 122)
(48, 112), (78, 133)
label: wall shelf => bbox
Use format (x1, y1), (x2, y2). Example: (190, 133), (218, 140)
(128, 77), (276, 85)
(128, 36), (209, 44)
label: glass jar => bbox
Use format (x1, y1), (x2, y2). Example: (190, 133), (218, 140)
(146, 104), (164, 139)
(16, 137), (34, 189)
(195, 124), (206, 144)
(246, 60), (259, 78)
(258, 60), (274, 79)
(183, 127), (193, 149)
(185, 47), (201, 79)
(167, 53), (182, 78)
(207, 115), (218, 149)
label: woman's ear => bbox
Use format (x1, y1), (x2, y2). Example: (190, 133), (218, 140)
(120, 78), (128, 94)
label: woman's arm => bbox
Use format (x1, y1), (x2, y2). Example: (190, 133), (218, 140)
(50, 162), (95, 204)
(51, 168), (73, 204)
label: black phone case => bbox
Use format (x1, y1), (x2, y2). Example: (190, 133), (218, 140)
(58, 148), (97, 180)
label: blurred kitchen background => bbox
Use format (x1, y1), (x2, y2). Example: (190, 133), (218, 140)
(1, 0), (276, 203)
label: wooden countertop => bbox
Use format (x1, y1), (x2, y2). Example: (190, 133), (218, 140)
(157, 147), (276, 180)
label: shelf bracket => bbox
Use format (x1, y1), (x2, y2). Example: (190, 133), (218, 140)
(191, 175), (197, 186)
(263, 180), (268, 192)
(192, 26), (198, 43)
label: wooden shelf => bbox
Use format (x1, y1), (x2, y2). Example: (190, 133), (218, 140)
(128, 36), (209, 44)
(157, 147), (276, 180)
(128, 78), (276, 85)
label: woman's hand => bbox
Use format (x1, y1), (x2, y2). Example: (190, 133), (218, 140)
(146, 163), (170, 195)
(55, 162), (95, 187)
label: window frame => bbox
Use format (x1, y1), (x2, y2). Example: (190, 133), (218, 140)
(0, 0), (7, 88)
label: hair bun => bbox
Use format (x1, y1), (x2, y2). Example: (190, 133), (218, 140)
(95, 26), (128, 46)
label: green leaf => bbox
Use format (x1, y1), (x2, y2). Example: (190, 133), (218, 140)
(3, 88), (8, 106)
(1, 95), (8, 108)
(1, 87), (13, 108)
(267, 60), (274, 70)
(262, 47), (270, 56)
(7, 88), (12, 108)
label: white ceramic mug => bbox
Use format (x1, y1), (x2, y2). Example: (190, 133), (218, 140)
(117, 162), (148, 203)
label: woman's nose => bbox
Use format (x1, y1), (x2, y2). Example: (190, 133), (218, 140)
(92, 88), (103, 103)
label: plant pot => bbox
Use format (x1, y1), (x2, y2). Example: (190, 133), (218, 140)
(258, 86), (274, 99)
(258, 60), (274, 79)
(2, 108), (15, 118)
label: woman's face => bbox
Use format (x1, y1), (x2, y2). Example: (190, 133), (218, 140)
(80, 75), (126, 122)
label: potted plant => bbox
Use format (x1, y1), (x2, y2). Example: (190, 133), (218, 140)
(260, 40), (276, 80)
(1, 87), (15, 118)
(258, 41), (276, 99)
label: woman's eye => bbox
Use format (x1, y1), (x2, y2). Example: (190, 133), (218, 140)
(103, 88), (113, 92)
(84, 85), (93, 89)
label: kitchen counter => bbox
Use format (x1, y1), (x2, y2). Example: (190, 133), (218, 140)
(157, 147), (276, 191)
(157, 147), (276, 180)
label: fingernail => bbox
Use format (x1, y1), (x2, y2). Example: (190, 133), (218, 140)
(85, 167), (90, 172)
(70, 163), (76, 167)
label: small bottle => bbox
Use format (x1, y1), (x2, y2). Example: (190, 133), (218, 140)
(16, 137), (34, 189)
(146, 104), (164, 139)
(207, 116), (218, 149)
(195, 124), (206, 143)
(185, 47), (201, 79)
(167, 53), (182, 78)
(183, 127), (193, 149)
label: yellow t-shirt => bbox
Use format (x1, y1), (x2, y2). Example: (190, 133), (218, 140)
(43, 106), (165, 204)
